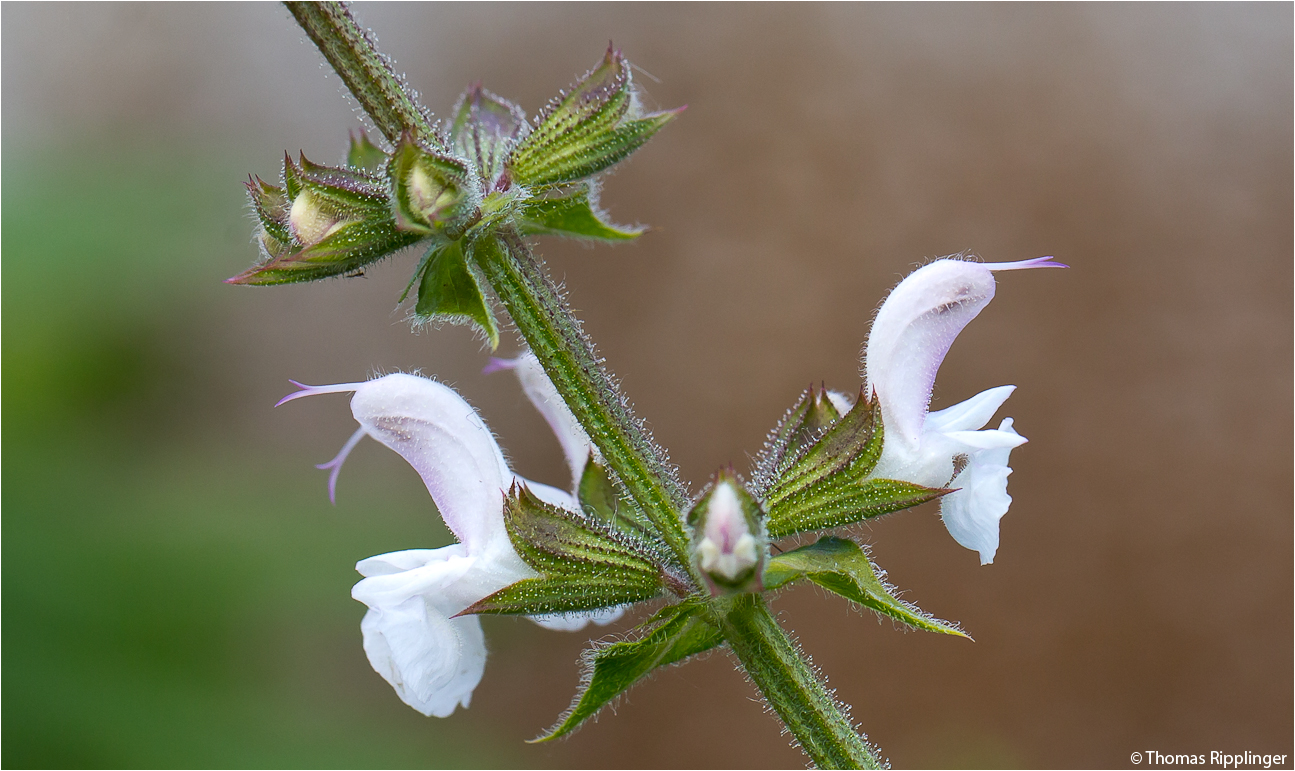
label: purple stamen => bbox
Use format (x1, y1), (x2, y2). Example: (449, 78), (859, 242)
(481, 357), (519, 375)
(316, 427), (367, 504)
(983, 255), (1069, 271)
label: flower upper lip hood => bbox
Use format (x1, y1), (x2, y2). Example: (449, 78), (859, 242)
(862, 256), (1064, 565)
(279, 364), (621, 717)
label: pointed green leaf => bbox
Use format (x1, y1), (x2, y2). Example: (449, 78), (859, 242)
(347, 129), (388, 173)
(536, 601), (724, 741)
(765, 477), (948, 538)
(414, 239), (499, 349)
(765, 537), (967, 637)
(519, 185), (644, 241)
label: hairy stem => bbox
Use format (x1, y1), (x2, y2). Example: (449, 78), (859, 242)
(477, 233), (694, 576)
(284, 2), (435, 145)
(716, 595), (883, 769)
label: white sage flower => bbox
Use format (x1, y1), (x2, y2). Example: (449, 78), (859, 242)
(279, 367), (620, 717)
(863, 256), (1064, 565)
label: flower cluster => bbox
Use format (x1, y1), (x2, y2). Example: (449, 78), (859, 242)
(237, 16), (1067, 762)
(277, 254), (1062, 717)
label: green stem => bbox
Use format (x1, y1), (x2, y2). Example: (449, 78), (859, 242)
(477, 233), (694, 576)
(716, 595), (883, 769)
(284, 2), (436, 145)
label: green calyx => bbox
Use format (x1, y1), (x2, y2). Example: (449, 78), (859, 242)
(508, 45), (682, 189)
(756, 386), (949, 539)
(389, 131), (478, 236)
(463, 483), (666, 618)
(449, 84), (529, 187)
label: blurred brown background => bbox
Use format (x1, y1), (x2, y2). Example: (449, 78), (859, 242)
(3, 3), (1290, 768)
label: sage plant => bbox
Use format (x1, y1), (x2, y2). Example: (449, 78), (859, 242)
(229, 4), (1064, 767)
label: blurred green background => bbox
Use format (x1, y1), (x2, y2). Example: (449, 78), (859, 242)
(4, 3), (1291, 768)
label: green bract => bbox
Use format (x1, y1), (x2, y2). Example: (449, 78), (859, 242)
(764, 537), (966, 637)
(412, 238), (499, 349)
(536, 600), (723, 742)
(389, 131), (477, 236)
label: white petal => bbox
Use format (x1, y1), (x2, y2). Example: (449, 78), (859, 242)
(942, 428), (1028, 451)
(864, 260), (997, 453)
(349, 374), (513, 551)
(825, 389), (855, 416)
(522, 479), (579, 511)
(357, 547), (458, 578)
(925, 385), (1016, 433)
(352, 546), (532, 717)
(512, 351), (595, 489)
(529, 604), (627, 632)
(939, 418), (1022, 565)
(359, 599), (486, 717)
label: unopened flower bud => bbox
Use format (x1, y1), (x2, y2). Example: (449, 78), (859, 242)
(687, 473), (766, 594)
(289, 188), (353, 246)
(390, 131), (478, 236)
(227, 151), (421, 286)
